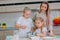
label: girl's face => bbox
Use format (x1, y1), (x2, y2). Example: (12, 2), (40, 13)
(35, 20), (43, 28)
(40, 4), (47, 12)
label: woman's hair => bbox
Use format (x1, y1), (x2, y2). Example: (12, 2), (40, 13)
(32, 17), (44, 32)
(23, 7), (31, 13)
(40, 1), (50, 16)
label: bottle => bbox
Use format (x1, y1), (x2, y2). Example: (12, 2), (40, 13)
(2, 23), (6, 29)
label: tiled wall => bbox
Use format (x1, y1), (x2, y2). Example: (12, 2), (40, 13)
(0, 10), (60, 27)
(0, 11), (35, 27)
(0, 12), (23, 27)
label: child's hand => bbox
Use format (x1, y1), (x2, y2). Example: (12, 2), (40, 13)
(36, 34), (40, 37)
(21, 25), (27, 29)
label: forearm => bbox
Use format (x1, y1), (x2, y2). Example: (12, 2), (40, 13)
(36, 33), (46, 37)
(16, 24), (21, 29)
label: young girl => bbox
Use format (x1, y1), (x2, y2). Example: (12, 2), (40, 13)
(34, 1), (54, 36)
(32, 17), (47, 37)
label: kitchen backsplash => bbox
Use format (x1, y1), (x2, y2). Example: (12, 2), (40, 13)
(0, 10), (60, 27)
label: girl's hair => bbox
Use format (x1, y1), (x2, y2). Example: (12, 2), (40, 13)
(23, 7), (31, 13)
(40, 1), (50, 16)
(32, 17), (44, 32)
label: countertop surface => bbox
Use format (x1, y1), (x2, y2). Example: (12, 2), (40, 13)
(16, 37), (60, 40)
(0, 27), (18, 31)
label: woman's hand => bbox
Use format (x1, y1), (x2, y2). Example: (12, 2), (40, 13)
(49, 32), (54, 36)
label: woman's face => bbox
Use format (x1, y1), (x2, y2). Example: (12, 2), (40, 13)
(35, 20), (43, 28)
(40, 4), (47, 12)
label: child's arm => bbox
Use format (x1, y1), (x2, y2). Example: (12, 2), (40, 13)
(16, 17), (27, 29)
(16, 24), (26, 29)
(36, 32), (47, 37)
(16, 24), (21, 29)
(36, 27), (47, 37)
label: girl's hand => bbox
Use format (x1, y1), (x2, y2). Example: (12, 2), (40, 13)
(21, 25), (27, 29)
(36, 34), (40, 37)
(36, 34), (45, 37)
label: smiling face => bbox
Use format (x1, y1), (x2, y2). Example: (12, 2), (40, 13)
(40, 3), (47, 13)
(24, 10), (31, 18)
(35, 19), (44, 28)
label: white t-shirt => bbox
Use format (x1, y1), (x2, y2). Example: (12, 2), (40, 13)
(33, 27), (47, 35)
(16, 16), (33, 37)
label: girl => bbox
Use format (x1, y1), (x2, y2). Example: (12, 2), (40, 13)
(34, 1), (54, 36)
(16, 7), (33, 38)
(32, 17), (47, 37)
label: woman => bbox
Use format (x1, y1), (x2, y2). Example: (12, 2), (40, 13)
(34, 1), (54, 36)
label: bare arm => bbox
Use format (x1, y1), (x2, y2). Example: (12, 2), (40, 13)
(46, 12), (50, 28)
(36, 32), (47, 37)
(16, 24), (21, 29)
(47, 11), (54, 36)
(16, 24), (27, 29)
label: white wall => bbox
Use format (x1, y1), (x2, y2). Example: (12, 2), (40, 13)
(0, 10), (60, 27)
(0, 12), (23, 27)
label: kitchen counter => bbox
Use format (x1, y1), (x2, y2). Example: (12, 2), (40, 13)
(0, 27), (18, 40)
(19, 37), (60, 40)
(12, 34), (60, 40)
(0, 27), (18, 31)
(12, 37), (60, 40)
